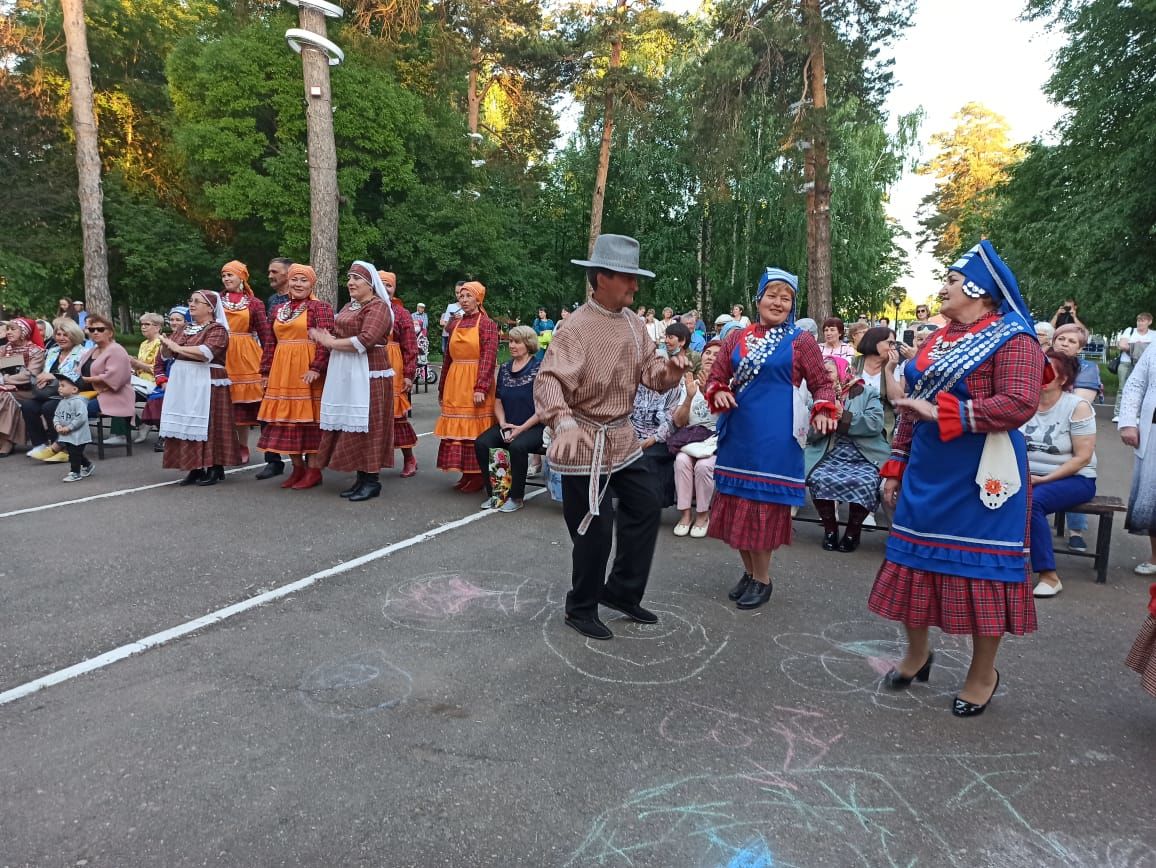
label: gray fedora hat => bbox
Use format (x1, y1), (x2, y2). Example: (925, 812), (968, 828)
(571, 234), (655, 278)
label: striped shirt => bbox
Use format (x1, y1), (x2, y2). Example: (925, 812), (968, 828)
(534, 298), (683, 475)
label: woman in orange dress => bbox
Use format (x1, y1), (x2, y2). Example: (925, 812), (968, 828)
(257, 264), (335, 491)
(434, 280), (498, 493)
(379, 271), (420, 478)
(219, 260), (271, 463)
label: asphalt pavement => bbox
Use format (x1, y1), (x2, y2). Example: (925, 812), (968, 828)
(1, 396), (1153, 867)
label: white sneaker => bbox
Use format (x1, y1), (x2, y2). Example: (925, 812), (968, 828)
(1033, 579), (1063, 598)
(480, 496), (498, 510)
(1135, 562), (1156, 576)
(62, 471), (83, 483)
(133, 428), (150, 443)
(103, 435), (127, 446)
(80, 463), (94, 478)
(498, 499), (524, 513)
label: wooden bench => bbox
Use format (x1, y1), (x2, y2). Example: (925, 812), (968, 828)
(1052, 495), (1129, 584)
(90, 414), (134, 460)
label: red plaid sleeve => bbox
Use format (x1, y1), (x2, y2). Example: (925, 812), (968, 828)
(474, 315), (500, 394)
(394, 303), (418, 380)
(793, 332), (838, 419)
(307, 300), (336, 373)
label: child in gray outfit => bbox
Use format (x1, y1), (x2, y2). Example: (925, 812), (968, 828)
(54, 373), (94, 482)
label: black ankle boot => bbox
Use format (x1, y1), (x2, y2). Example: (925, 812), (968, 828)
(197, 465), (225, 486)
(340, 473), (365, 498)
(727, 572), (752, 601)
(347, 474), (381, 502)
(255, 460), (285, 480)
(736, 578), (773, 610)
(837, 533), (861, 553)
(822, 531), (839, 551)
(178, 469), (204, 486)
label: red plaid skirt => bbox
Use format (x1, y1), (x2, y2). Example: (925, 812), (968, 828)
(868, 561), (1037, 636)
(163, 385), (241, 470)
(437, 439), (481, 475)
(1126, 616), (1156, 698)
(394, 418), (417, 449)
(707, 493), (793, 551)
(232, 400), (261, 427)
(257, 422), (322, 455)
(315, 377), (394, 472)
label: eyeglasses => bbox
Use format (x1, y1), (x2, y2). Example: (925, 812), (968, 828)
(86, 326), (108, 334)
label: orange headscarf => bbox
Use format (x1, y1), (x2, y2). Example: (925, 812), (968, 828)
(378, 271), (401, 303)
(221, 260), (252, 295)
(459, 280), (486, 306)
(286, 263), (318, 300)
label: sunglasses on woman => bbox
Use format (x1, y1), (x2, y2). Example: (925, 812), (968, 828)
(86, 326), (108, 333)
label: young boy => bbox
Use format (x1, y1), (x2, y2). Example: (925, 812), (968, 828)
(53, 372), (94, 482)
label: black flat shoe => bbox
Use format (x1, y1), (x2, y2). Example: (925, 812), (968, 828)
(347, 480), (381, 502)
(197, 465), (225, 486)
(565, 615), (613, 640)
(340, 473), (366, 497)
(883, 651), (935, 689)
(178, 469), (204, 486)
(728, 572), (752, 601)
(952, 670), (1000, 718)
(599, 595), (658, 624)
(153, 438), (165, 453)
(736, 579), (773, 610)
(255, 461), (284, 480)
(822, 532), (839, 551)
(837, 534), (861, 553)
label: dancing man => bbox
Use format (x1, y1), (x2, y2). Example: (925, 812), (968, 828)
(534, 234), (687, 640)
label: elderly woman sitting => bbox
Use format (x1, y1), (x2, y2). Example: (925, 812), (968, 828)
(1024, 351), (1097, 598)
(806, 355), (888, 552)
(475, 325), (545, 513)
(1051, 323), (1102, 552)
(671, 340), (721, 537)
(0, 317), (46, 456)
(631, 322), (689, 508)
(24, 317), (87, 460)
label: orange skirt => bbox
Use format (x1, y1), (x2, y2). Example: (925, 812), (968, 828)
(258, 340), (322, 425)
(433, 359), (495, 443)
(386, 341), (411, 420)
(226, 332), (265, 407)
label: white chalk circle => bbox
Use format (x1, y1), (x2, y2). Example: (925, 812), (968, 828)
(542, 592), (734, 685)
(382, 571), (558, 633)
(284, 0), (345, 18)
(297, 650), (412, 718)
(285, 28), (345, 66)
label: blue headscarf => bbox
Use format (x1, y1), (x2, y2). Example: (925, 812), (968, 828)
(754, 267), (799, 329)
(947, 240), (1035, 333)
(168, 305), (191, 324)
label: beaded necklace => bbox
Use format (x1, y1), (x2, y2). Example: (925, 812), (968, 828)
(222, 292), (250, 313)
(184, 322), (208, 336)
(911, 315), (1026, 402)
(733, 323), (795, 396)
(277, 299), (309, 323)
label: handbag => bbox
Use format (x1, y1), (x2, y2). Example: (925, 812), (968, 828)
(680, 435), (717, 459)
(1107, 355), (1121, 375)
(665, 423), (713, 456)
(27, 379), (60, 401)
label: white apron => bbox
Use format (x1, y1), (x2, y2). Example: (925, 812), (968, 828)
(159, 360), (211, 441)
(320, 349), (371, 433)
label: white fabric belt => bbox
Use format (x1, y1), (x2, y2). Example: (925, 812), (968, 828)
(573, 414), (629, 536)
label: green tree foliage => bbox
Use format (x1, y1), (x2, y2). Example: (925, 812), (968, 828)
(987, 0), (1156, 330)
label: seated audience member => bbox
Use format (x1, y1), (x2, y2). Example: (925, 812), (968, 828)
(24, 317), (86, 460)
(0, 317), (46, 456)
(671, 340), (721, 538)
(854, 326), (904, 406)
(131, 312), (165, 442)
(142, 306), (191, 453)
(806, 356), (888, 552)
(847, 320), (869, 352)
(795, 317), (819, 340)
(475, 326), (545, 513)
(1035, 321), (1054, 351)
(631, 339), (685, 509)
(78, 313), (135, 447)
(1051, 322), (1102, 552)
(1024, 351), (1097, 598)
(821, 317), (856, 360)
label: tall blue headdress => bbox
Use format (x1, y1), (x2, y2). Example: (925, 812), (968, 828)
(755, 267), (799, 329)
(947, 240), (1035, 333)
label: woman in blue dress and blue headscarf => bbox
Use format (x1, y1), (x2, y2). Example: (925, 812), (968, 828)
(869, 240), (1046, 717)
(705, 268), (838, 610)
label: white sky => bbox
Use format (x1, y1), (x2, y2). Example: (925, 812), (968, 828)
(882, 0), (1065, 303)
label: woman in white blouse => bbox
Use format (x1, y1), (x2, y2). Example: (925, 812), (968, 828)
(671, 340), (721, 537)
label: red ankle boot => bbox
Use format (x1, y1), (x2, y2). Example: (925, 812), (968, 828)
(458, 474), (484, 493)
(401, 453), (418, 478)
(291, 467), (323, 490)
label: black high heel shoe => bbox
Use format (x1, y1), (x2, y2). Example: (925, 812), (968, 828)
(952, 670), (999, 717)
(821, 532), (839, 551)
(883, 652), (935, 690)
(727, 572), (752, 601)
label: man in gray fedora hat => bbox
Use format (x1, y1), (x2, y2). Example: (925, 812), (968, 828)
(534, 234), (688, 640)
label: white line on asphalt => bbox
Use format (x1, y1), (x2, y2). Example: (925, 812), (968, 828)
(0, 488), (545, 707)
(0, 430), (436, 520)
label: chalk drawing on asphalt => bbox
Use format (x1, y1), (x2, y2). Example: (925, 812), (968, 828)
(542, 591), (734, 685)
(382, 571), (558, 633)
(297, 649), (413, 719)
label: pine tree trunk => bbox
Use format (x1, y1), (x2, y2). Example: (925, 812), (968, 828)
(467, 45), (482, 135)
(587, 0), (626, 256)
(61, 0), (110, 318)
(803, 0), (832, 322)
(298, 4), (340, 307)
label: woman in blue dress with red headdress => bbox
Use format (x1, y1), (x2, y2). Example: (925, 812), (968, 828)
(869, 240), (1045, 717)
(705, 268), (839, 610)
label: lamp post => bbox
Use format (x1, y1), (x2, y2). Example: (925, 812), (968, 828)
(284, 0), (344, 307)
